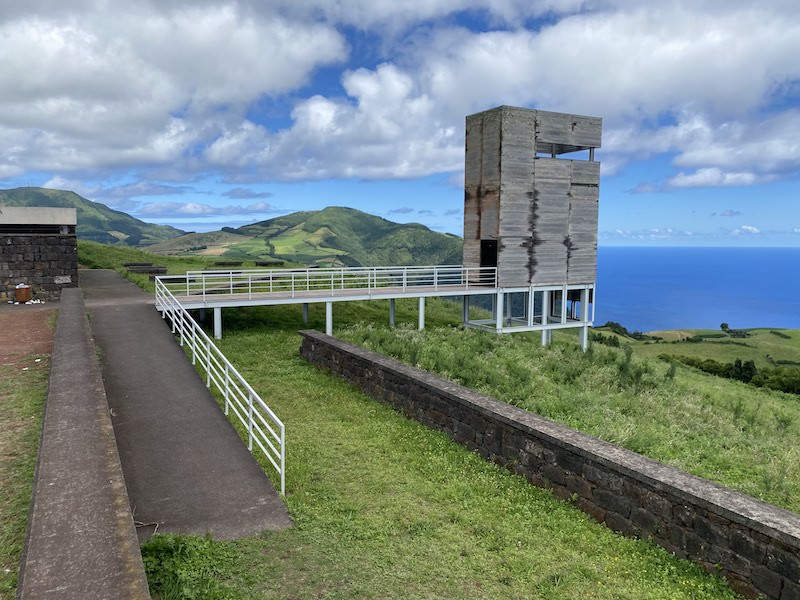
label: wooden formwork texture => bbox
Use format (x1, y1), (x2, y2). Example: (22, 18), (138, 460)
(463, 105), (601, 287)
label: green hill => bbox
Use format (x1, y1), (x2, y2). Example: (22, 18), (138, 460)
(149, 206), (464, 267)
(0, 187), (185, 246)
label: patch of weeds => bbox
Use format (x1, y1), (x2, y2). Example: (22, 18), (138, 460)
(140, 534), (241, 600)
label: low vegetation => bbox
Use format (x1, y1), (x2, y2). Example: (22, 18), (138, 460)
(0, 349), (51, 598)
(136, 303), (738, 599)
(340, 323), (800, 513)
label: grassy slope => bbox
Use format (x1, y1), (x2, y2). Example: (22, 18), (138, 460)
(0, 347), (51, 599)
(179, 302), (737, 600)
(0, 187), (184, 246)
(155, 206), (464, 266)
(624, 327), (800, 368)
(340, 324), (800, 513)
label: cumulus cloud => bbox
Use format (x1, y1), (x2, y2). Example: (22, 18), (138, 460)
(732, 225), (760, 235)
(139, 200), (273, 217)
(223, 188), (273, 199)
(667, 168), (762, 188)
(3, 0), (800, 192)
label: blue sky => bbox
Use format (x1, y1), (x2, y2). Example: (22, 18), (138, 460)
(1, 1), (799, 246)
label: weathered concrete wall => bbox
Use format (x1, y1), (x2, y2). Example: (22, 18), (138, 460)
(300, 330), (800, 600)
(0, 234), (78, 301)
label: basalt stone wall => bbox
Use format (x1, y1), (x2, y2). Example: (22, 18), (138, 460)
(0, 233), (78, 301)
(300, 330), (800, 600)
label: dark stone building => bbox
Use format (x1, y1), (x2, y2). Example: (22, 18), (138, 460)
(1, 207), (78, 301)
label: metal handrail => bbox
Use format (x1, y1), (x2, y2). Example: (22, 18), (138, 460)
(155, 279), (285, 495)
(157, 264), (498, 300)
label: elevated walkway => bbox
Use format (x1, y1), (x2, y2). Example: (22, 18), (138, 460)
(155, 265), (595, 345)
(81, 269), (291, 541)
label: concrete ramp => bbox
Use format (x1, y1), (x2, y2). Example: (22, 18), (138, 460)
(81, 269), (291, 541)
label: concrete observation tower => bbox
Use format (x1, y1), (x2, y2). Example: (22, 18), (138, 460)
(461, 106), (602, 348)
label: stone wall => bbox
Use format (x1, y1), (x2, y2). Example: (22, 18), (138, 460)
(0, 233), (78, 301)
(300, 330), (800, 600)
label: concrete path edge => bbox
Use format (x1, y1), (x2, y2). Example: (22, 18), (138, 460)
(17, 287), (150, 599)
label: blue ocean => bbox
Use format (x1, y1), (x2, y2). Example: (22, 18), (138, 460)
(595, 247), (800, 332)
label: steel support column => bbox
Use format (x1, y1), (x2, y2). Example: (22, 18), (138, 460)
(389, 298), (396, 327)
(496, 292), (504, 331)
(579, 287), (590, 351)
(325, 302), (333, 336)
(418, 297), (425, 330)
(213, 306), (222, 340)
(541, 290), (550, 347)
(302, 303), (309, 324)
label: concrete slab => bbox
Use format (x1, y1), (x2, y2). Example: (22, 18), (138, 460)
(80, 269), (291, 541)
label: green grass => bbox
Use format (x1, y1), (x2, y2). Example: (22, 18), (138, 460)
(136, 302), (739, 599)
(340, 324), (800, 513)
(617, 326), (800, 369)
(0, 356), (50, 599)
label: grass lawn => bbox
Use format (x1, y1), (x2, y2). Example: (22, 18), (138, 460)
(0, 334), (52, 598)
(341, 323), (800, 514)
(141, 302), (738, 599)
(613, 327), (800, 369)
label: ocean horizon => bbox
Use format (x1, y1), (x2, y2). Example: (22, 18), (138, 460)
(594, 246), (800, 332)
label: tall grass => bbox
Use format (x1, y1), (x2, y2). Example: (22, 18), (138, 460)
(339, 323), (800, 512)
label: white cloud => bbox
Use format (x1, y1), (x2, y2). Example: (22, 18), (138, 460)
(667, 168), (761, 188)
(732, 225), (760, 235)
(0, 2), (346, 173)
(3, 0), (800, 191)
(139, 200), (273, 217)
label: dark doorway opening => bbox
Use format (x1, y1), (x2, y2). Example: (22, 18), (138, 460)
(480, 239), (498, 283)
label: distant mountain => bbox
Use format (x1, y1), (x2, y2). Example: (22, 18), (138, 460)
(148, 206), (464, 267)
(0, 187), (185, 245)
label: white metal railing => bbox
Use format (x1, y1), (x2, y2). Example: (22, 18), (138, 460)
(155, 279), (285, 495)
(156, 265), (498, 301)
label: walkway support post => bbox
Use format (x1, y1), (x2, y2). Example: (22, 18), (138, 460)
(326, 302), (333, 336)
(214, 306), (222, 340)
(496, 292), (504, 332)
(302, 303), (309, 325)
(541, 290), (550, 347)
(579, 288), (590, 351)
(462, 296), (469, 325)
(418, 297), (425, 330)
(389, 298), (396, 327)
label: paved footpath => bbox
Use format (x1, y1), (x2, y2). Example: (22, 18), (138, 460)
(80, 269), (291, 541)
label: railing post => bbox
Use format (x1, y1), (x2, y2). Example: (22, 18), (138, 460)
(248, 391), (254, 451)
(224, 363), (230, 415)
(191, 322), (197, 364)
(206, 338), (212, 387)
(434, 267), (438, 290)
(280, 426), (285, 496)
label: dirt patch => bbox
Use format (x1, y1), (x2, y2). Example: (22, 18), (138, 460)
(0, 306), (57, 367)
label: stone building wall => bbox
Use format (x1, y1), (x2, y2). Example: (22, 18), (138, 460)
(300, 329), (800, 600)
(1, 233), (78, 301)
